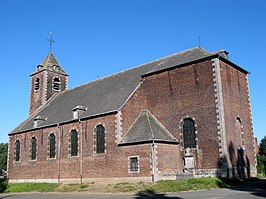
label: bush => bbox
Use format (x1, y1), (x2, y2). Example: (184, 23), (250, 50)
(0, 177), (8, 193)
(257, 155), (266, 176)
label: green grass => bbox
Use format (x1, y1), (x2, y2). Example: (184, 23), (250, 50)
(144, 177), (215, 193)
(5, 182), (59, 193)
(145, 177), (260, 193)
(4, 177), (258, 193)
(143, 177), (249, 193)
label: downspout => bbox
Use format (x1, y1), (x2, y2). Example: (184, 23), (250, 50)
(151, 136), (155, 182)
(57, 123), (61, 184)
(7, 136), (10, 181)
(79, 119), (83, 184)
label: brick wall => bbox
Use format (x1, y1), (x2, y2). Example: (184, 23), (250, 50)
(8, 114), (154, 182)
(219, 60), (256, 176)
(29, 70), (68, 114)
(30, 74), (45, 114)
(45, 71), (68, 101)
(122, 60), (220, 173)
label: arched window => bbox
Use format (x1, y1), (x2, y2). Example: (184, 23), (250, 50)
(31, 137), (37, 160)
(96, 125), (105, 154)
(14, 140), (20, 162)
(34, 77), (40, 91)
(70, 130), (78, 156)
(53, 77), (61, 91)
(49, 134), (56, 159)
(183, 118), (196, 149)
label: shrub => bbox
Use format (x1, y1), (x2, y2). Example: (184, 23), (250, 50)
(0, 177), (8, 193)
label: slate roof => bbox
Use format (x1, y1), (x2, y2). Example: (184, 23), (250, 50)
(10, 46), (244, 135)
(142, 47), (229, 76)
(31, 52), (68, 76)
(118, 110), (179, 146)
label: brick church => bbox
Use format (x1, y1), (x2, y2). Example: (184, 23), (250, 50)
(8, 46), (257, 183)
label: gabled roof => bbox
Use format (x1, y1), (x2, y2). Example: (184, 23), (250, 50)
(118, 110), (179, 146)
(142, 47), (229, 76)
(10, 46), (244, 135)
(31, 52), (68, 76)
(11, 60), (154, 134)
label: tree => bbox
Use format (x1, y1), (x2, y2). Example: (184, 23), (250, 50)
(259, 136), (266, 156)
(0, 143), (8, 171)
(257, 136), (266, 175)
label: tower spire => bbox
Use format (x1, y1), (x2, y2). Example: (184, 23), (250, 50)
(48, 32), (56, 52)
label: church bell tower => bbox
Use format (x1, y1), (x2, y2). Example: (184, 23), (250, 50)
(29, 51), (68, 114)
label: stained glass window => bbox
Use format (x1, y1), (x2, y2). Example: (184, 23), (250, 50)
(31, 137), (37, 160)
(70, 130), (78, 156)
(15, 140), (20, 162)
(183, 118), (196, 149)
(96, 125), (105, 154)
(49, 134), (56, 158)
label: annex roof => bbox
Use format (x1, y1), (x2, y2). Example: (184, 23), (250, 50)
(118, 110), (179, 146)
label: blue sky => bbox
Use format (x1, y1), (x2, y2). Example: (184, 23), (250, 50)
(0, 0), (265, 143)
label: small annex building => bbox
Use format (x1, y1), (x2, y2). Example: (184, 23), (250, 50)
(8, 46), (257, 183)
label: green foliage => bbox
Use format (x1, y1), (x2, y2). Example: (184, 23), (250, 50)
(5, 183), (59, 193)
(257, 155), (266, 175)
(79, 184), (88, 189)
(0, 178), (8, 193)
(259, 136), (266, 156)
(257, 136), (266, 175)
(0, 143), (8, 170)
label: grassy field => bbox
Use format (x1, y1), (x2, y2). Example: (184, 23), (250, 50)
(3, 177), (257, 193)
(4, 182), (59, 193)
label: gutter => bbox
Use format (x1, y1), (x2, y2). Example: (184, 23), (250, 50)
(79, 119), (83, 184)
(57, 124), (61, 183)
(117, 139), (179, 147)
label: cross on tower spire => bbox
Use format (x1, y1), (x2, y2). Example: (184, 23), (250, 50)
(48, 32), (56, 52)
(198, 36), (201, 47)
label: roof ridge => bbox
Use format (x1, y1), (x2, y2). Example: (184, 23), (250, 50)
(132, 46), (209, 69)
(63, 61), (149, 93)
